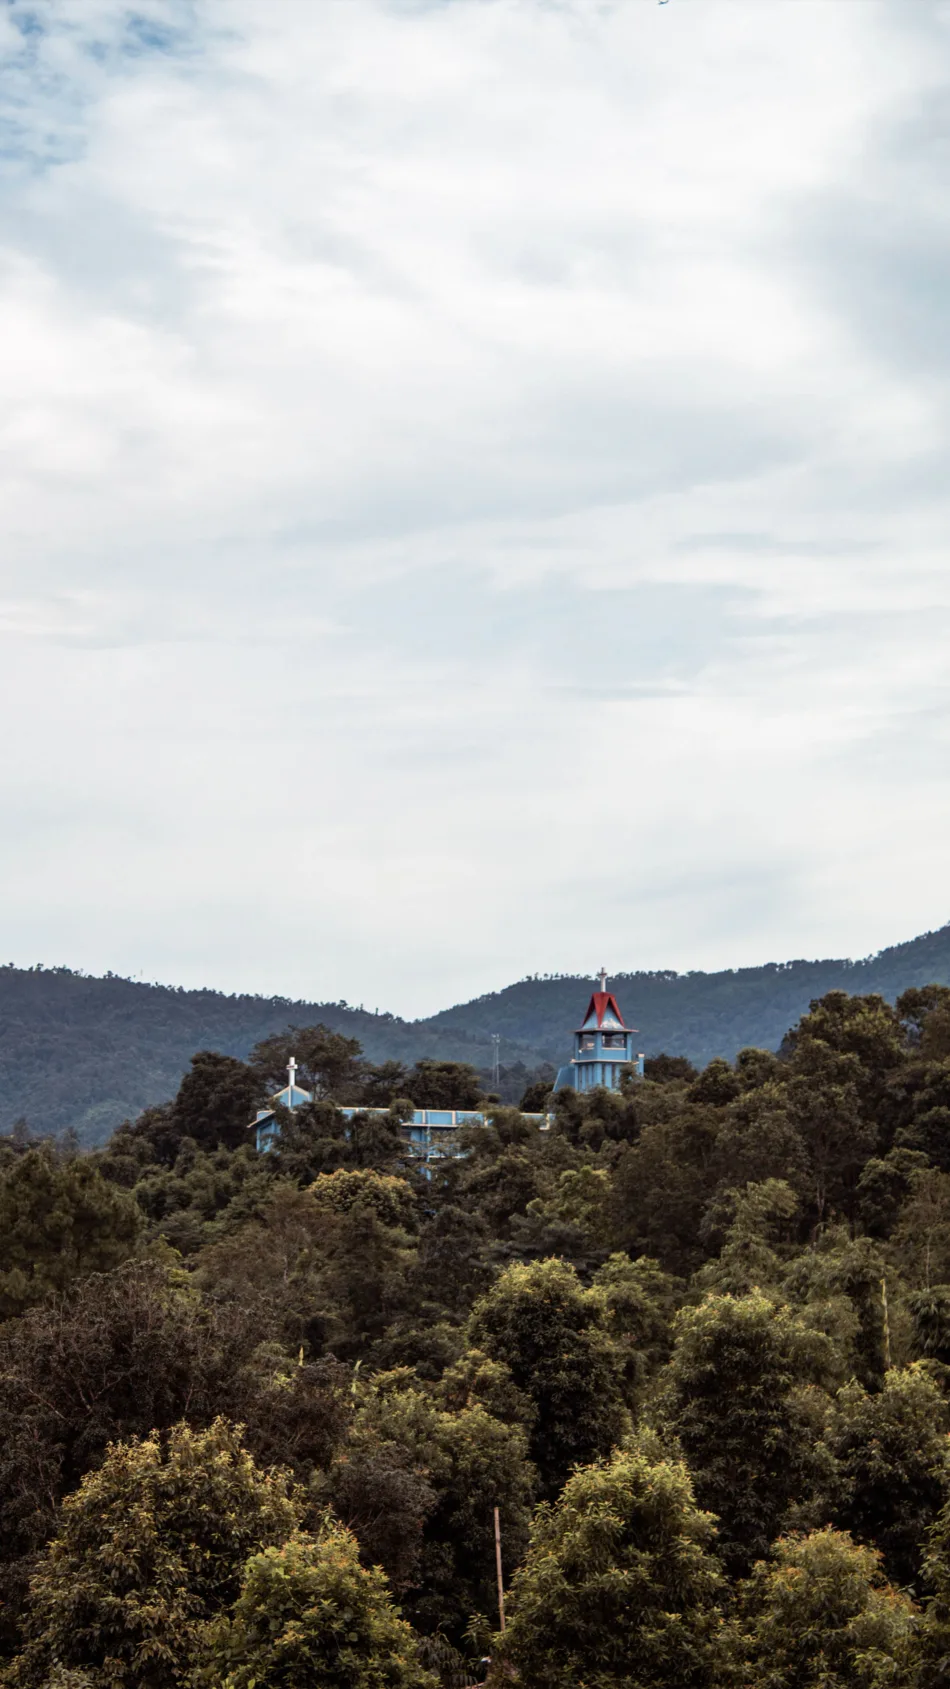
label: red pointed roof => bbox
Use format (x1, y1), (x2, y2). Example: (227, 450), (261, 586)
(577, 990), (628, 1031)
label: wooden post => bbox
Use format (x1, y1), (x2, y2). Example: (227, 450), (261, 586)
(494, 1505), (506, 1632)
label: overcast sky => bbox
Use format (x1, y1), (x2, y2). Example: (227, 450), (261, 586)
(2, 0), (950, 1018)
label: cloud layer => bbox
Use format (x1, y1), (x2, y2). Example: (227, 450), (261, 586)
(2, 0), (950, 1016)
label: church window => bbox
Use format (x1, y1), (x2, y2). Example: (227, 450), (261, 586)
(602, 1033), (626, 1049)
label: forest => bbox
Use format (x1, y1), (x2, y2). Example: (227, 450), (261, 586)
(6, 918), (950, 1143)
(0, 966), (544, 1145)
(5, 988), (950, 1685)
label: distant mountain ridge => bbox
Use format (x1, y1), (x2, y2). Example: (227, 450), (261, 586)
(3, 920), (950, 1144)
(426, 921), (950, 1066)
(0, 966), (546, 1147)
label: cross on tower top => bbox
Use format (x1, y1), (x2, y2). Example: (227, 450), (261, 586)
(288, 1055), (298, 1092)
(598, 967), (607, 993)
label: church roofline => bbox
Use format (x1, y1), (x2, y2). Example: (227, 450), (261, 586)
(576, 990), (629, 1032)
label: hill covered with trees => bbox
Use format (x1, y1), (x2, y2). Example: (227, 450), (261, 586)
(0, 966), (547, 1144)
(3, 921), (950, 1141)
(429, 919), (950, 1065)
(3, 984), (950, 1684)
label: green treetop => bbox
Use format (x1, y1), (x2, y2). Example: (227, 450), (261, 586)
(10, 1419), (299, 1689)
(499, 1441), (728, 1689)
(735, 1528), (918, 1689)
(467, 1257), (628, 1496)
(197, 1523), (435, 1689)
(665, 1290), (831, 1573)
(0, 1147), (140, 1319)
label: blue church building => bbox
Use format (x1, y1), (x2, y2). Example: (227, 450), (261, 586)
(553, 970), (644, 1093)
(251, 972), (643, 1160)
(250, 1056), (316, 1147)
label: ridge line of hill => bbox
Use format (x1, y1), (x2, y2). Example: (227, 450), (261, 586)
(3, 919), (950, 1144)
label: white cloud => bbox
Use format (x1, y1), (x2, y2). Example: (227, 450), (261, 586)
(1, 0), (949, 1017)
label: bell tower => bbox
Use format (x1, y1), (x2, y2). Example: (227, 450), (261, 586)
(552, 972), (644, 1094)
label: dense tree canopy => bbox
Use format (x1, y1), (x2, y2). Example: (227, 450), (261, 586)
(7, 986), (950, 1684)
(467, 1258), (628, 1496)
(0, 1147), (139, 1318)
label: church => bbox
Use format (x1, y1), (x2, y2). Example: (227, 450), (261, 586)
(552, 970), (644, 1093)
(251, 971), (643, 1159)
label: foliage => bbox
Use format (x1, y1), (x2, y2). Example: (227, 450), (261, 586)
(309, 1169), (419, 1229)
(499, 1442), (727, 1689)
(403, 1063), (484, 1110)
(665, 1291), (831, 1573)
(892, 1167), (950, 1286)
(197, 1523), (434, 1689)
(914, 1492), (950, 1687)
(18, 981), (950, 1682)
(735, 1528), (918, 1689)
(509, 1166), (613, 1270)
(695, 1179), (799, 1296)
(0, 1258), (350, 1648)
(467, 1259), (628, 1496)
(899, 984), (950, 1064)
(592, 1252), (679, 1403)
(250, 1025), (364, 1100)
(823, 1366), (950, 1587)
(9, 1420), (300, 1689)
(909, 1284), (950, 1363)
(167, 1052), (266, 1156)
(643, 1052), (698, 1083)
(0, 1147), (140, 1318)
(319, 1370), (534, 1635)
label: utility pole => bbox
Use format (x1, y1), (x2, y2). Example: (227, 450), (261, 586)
(494, 1506), (506, 1632)
(491, 1034), (501, 1089)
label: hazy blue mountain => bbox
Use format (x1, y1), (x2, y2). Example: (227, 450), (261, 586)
(424, 921), (950, 1067)
(0, 967), (543, 1145)
(3, 920), (950, 1143)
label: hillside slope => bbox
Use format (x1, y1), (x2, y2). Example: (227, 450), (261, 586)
(3, 921), (950, 1143)
(0, 968), (542, 1145)
(423, 922), (950, 1068)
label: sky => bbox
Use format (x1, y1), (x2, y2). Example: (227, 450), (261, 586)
(2, 0), (950, 1019)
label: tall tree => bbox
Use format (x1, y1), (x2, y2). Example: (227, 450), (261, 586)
(611, 1105), (722, 1275)
(785, 1044), (875, 1226)
(823, 1365), (950, 1588)
(171, 1052), (264, 1154)
(9, 1420), (300, 1689)
(0, 1147), (140, 1319)
(405, 1062), (484, 1110)
(249, 1025), (364, 1101)
(666, 1291), (830, 1574)
(915, 1493), (950, 1687)
(785, 992), (906, 1097)
(735, 1528), (918, 1689)
(0, 1257), (284, 1644)
(321, 1369), (534, 1639)
(197, 1523), (434, 1689)
(467, 1259), (628, 1497)
(898, 984), (950, 1062)
(897, 1057), (950, 1171)
(592, 1253), (679, 1406)
(500, 1443), (727, 1689)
